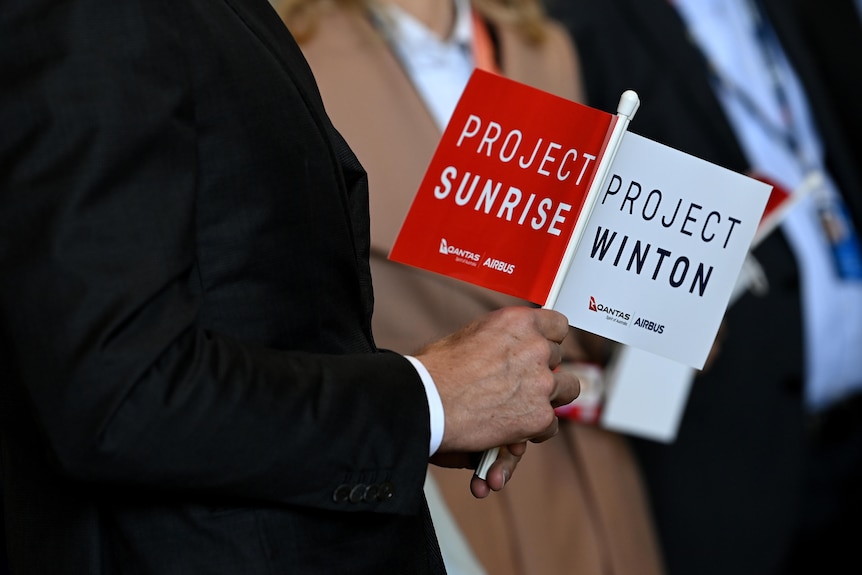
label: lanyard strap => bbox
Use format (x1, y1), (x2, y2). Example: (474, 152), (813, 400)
(470, 9), (501, 74)
(674, 0), (862, 280)
(695, 0), (808, 166)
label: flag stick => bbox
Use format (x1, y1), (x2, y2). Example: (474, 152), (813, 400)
(474, 91), (640, 481)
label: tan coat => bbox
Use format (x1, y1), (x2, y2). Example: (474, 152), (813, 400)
(294, 5), (665, 574)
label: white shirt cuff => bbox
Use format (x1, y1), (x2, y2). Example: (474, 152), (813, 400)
(405, 355), (444, 456)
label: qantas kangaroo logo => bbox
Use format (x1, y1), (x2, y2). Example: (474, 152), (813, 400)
(588, 296), (632, 322)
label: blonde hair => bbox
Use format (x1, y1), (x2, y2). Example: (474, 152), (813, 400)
(274, 0), (549, 45)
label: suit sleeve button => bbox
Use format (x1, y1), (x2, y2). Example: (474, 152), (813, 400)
(332, 484), (351, 503)
(377, 482), (395, 501)
(363, 484), (380, 502)
(349, 484), (366, 504)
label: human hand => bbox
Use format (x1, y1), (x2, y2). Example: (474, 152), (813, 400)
(468, 442), (526, 498)
(565, 328), (615, 365)
(416, 306), (580, 456)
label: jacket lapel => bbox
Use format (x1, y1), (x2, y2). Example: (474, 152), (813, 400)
(218, 0), (371, 301)
(220, 0), (326, 110)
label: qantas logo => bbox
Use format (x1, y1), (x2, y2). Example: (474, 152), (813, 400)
(439, 238), (481, 262)
(439, 238), (450, 255)
(588, 296), (630, 321)
(439, 238), (514, 274)
(589, 296), (665, 334)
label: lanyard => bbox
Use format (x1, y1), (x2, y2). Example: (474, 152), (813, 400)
(704, 0), (809, 166)
(676, 0), (862, 280)
(367, 1), (498, 131)
(470, 8), (500, 74)
(369, 2), (498, 73)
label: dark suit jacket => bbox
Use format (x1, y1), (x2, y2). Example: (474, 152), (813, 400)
(796, 0), (862, 172)
(0, 0), (443, 573)
(550, 1), (862, 575)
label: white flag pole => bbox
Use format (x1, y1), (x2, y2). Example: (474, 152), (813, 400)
(474, 91), (640, 481)
(544, 90), (640, 309)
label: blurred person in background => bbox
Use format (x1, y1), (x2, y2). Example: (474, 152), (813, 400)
(550, 0), (862, 574)
(274, 0), (666, 573)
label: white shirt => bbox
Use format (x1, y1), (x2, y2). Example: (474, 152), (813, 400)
(673, 0), (862, 411)
(372, 0), (477, 451)
(372, 0), (474, 131)
(377, 9), (491, 574)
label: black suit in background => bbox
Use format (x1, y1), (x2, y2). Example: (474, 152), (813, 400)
(549, 1), (862, 574)
(797, 0), (862, 172)
(0, 0), (444, 572)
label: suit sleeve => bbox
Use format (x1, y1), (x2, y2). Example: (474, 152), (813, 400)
(0, 0), (429, 515)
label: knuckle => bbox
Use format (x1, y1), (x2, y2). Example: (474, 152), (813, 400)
(537, 406), (556, 431)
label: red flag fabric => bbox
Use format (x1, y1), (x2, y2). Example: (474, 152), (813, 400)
(389, 69), (616, 305)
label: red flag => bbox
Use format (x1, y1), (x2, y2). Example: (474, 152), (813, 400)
(389, 69), (616, 305)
